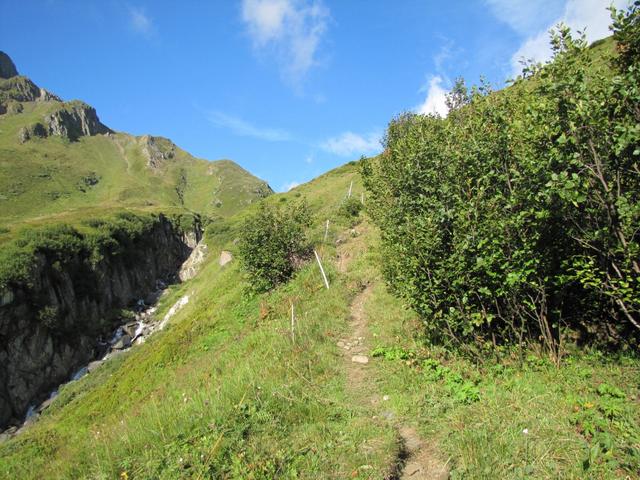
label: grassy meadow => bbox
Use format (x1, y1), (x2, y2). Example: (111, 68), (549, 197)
(0, 162), (637, 479)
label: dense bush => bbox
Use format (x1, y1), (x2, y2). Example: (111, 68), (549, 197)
(238, 201), (311, 293)
(339, 197), (363, 219)
(362, 4), (640, 357)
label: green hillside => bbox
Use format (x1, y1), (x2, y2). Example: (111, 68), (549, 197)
(1, 5), (639, 480)
(1, 162), (637, 479)
(0, 70), (271, 232)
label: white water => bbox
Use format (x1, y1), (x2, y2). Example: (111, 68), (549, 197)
(10, 290), (192, 435)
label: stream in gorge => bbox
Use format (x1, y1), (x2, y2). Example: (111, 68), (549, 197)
(0, 278), (192, 442)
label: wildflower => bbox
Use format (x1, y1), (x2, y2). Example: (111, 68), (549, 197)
(522, 428), (529, 435)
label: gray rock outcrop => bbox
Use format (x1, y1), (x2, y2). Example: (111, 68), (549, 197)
(43, 101), (111, 141)
(139, 135), (176, 169)
(0, 51), (18, 79)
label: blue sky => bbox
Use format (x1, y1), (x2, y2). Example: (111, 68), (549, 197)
(0, 0), (625, 191)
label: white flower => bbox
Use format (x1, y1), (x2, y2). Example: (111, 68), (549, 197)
(522, 428), (529, 435)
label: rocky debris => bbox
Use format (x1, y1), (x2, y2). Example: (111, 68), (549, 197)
(0, 51), (18, 79)
(219, 250), (233, 267)
(351, 355), (369, 364)
(179, 241), (208, 281)
(138, 135), (176, 169)
(337, 336), (365, 353)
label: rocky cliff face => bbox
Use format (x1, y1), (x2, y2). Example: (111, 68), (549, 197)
(0, 216), (200, 429)
(17, 101), (112, 143)
(0, 51), (109, 142)
(43, 101), (111, 141)
(0, 51), (18, 79)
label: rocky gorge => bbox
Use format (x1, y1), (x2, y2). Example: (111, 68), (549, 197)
(0, 215), (203, 431)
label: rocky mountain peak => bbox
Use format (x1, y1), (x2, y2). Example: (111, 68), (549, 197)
(0, 51), (18, 79)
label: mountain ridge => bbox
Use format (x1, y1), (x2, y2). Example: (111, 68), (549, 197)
(0, 51), (272, 228)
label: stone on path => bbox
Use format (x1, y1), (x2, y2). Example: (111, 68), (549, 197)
(219, 250), (233, 266)
(351, 355), (369, 364)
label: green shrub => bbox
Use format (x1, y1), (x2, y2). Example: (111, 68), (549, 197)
(362, 5), (640, 354)
(238, 201), (311, 293)
(339, 197), (363, 219)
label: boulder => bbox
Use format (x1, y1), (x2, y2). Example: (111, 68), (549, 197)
(111, 334), (131, 350)
(122, 322), (138, 338)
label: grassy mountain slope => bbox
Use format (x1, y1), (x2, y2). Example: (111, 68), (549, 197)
(1, 161), (637, 479)
(0, 76), (271, 232)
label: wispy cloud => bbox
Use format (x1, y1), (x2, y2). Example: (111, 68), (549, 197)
(127, 6), (153, 36)
(281, 180), (301, 191)
(485, 0), (562, 35)
(416, 76), (449, 117)
(320, 131), (381, 157)
(414, 40), (457, 118)
(241, 0), (330, 85)
(502, 0), (627, 76)
(207, 111), (292, 142)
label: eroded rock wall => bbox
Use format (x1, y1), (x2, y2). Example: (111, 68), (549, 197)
(0, 216), (200, 428)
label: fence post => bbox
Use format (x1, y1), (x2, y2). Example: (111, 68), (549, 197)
(314, 250), (330, 289)
(324, 219), (330, 242)
(290, 301), (295, 344)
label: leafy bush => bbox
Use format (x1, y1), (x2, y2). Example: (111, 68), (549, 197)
(238, 201), (311, 293)
(361, 5), (640, 355)
(371, 345), (415, 360)
(339, 197), (363, 219)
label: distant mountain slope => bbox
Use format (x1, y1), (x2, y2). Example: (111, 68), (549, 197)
(0, 52), (272, 226)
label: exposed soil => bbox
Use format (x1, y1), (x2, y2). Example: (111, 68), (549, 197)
(336, 233), (449, 479)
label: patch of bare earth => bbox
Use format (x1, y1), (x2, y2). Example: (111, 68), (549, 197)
(336, 231), (449, 480)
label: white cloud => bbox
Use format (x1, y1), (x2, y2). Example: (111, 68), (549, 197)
(416, 76), (449, 117)
(207, 111), (292, 142)
(241, 0), (329, 84)
(485, 0), (562, 35)
(128, 6), (153, 36)
(282, 180), (301, 191)
(508, 0), (627, 76)
(320, 131), (381, 157)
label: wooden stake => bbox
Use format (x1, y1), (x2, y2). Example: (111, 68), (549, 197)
(347, 181), (353, 198)
(361, 192), (364, 204)
(324, 219), (330, 242)
(314, 249), (330, 289)
(290, 301), (295, 344)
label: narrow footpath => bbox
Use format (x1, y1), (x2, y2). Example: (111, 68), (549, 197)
(336, 230), (448, 479)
